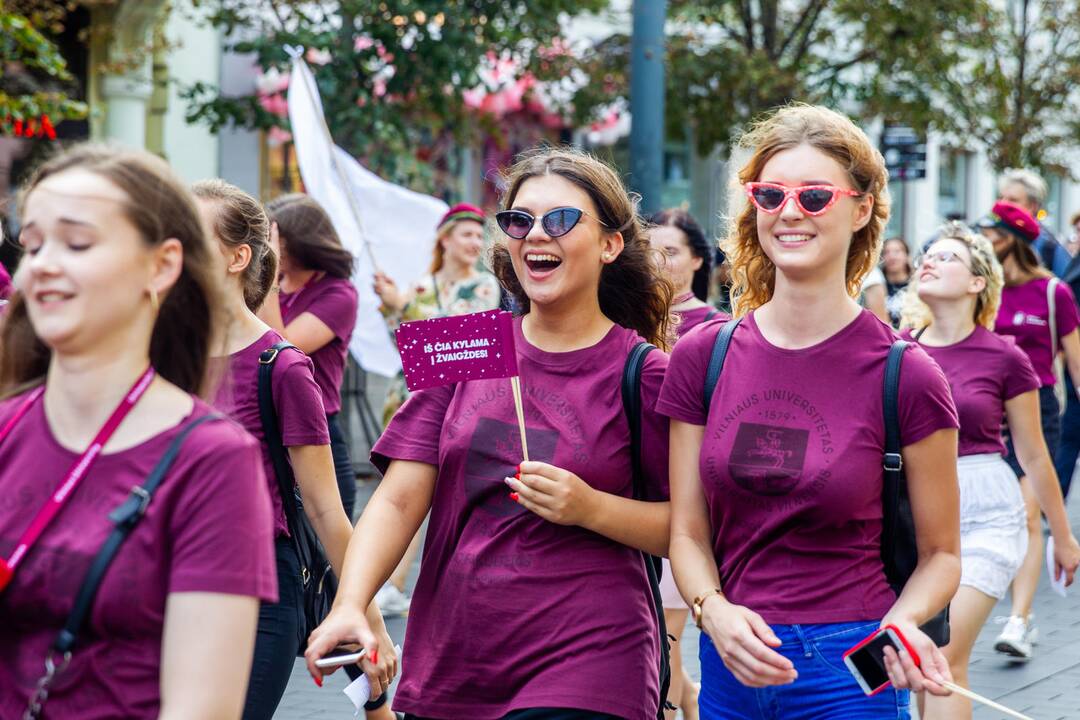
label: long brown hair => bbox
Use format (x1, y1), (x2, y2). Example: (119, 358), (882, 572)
(192, 179), (275, 311)
(993, 229), (1051, 286)
(266, 194), (354, 279)
(723, 104), (890, 317)
(490, 146), (673, 349)
(0, 144), (224, 398)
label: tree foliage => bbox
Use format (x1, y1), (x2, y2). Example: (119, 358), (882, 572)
(184, 0), (606, 188)
(0, 4), (87, 126)
(918, 0), (1080, 173)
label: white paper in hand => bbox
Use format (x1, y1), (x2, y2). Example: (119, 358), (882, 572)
(343, 645), (403, 716)
(1046, 537), (1068, 597)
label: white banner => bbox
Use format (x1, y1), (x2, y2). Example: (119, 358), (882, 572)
(287, 57), (446, 377)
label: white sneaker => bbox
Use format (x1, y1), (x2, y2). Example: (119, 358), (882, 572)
(1024, 613), (1039, 646)
(375, 582), (411, 617)
(994, 615), (1032, 660)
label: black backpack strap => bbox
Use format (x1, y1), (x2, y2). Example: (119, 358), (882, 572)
(880, 341), (908, 588)
(622, 341), (656, 502)
(258, 341), (303, 531)
(55, 413), (223, 655)
(704, 318), (742, 413)
(620, 342), (673, 716)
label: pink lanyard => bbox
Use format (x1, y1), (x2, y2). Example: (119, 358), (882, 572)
(0, 367), (156, 592)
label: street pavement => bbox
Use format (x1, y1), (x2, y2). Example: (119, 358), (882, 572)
(277, 478), (1080, 719)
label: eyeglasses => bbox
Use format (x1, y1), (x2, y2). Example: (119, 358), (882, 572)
(745, 182), (862, 216)
(916, 249), (972, 270)
(495, 207), (611, 240)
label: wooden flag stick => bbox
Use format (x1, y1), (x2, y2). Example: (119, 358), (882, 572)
(509, 376), (529, 462)
(941, 681), (1033, 720)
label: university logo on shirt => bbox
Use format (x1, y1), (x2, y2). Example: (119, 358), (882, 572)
(1012, 312), (1047, 327)
(728, 422), (809, 496)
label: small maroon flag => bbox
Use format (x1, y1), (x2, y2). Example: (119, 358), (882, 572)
(396, 310), (518, 391)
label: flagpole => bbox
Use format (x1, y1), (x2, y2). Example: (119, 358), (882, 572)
(510, 376), (530, 462)
(286, 48), (381, 273)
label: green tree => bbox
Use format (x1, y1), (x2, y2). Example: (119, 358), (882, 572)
(184, 0), (607, 189)
(0, 4), (87, 129)
(573, 1), (996, 155)
(919, 0), (1080, 173)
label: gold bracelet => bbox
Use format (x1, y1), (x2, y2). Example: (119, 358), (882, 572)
(692, 588), (724, 629)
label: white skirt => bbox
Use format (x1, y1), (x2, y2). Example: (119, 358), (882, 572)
(957, 454), (1028, 599)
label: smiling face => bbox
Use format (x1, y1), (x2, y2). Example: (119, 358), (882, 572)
(754, 143), (874, 285)
(17, 169), (161, 355)
(504, 173), (622, 309)
(440, 219), (484, 270)
(650, 224), (702, 296)
(916, 238), (984, 304)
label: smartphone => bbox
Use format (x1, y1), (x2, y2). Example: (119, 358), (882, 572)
(842, 625), (920, 696)
(314, 648), (367, 669)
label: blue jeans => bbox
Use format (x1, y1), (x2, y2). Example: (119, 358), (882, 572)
(327, 412), (356, 520)
(699, 621), (910, 720)
(1055, 375), (1079, 499)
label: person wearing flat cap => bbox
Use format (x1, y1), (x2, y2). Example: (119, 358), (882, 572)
(371, 202), (500, 617)
(978, 200), (1080, 661)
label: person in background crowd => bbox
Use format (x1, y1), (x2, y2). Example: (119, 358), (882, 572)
(900, 224), (1080, 719)
(979, 200), (1080, 660)
(0, 260), (11, 301)
(1057, 212), (1080, 499)
(371, 202), (500, 618)
(661, 104), (960, 720)
(305, 146), (674, 720)
(882, 236), (912, 328)
(859, 262), (891, 324)
(648, 207), (723, 720)
(192, 180), (397, 720)
(1064, 212), (1080, 257)
(260, 195), (360, 522)
(650, 208), (727, 339)
(0, 145), (276, 718)
(998, 169), (1070, 277)
(710, 247), (732, 315)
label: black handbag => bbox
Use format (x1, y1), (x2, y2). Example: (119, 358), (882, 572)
(258, 341), (338, 653)
(621, 342), (673, 720)
(703, 321), (950, 646)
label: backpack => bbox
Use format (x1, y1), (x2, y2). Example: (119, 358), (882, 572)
(621, 342), (673, 719)
(704, 319), (950, 646)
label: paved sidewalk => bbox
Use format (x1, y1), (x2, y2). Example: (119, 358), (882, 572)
(277, 480), (1080, 719)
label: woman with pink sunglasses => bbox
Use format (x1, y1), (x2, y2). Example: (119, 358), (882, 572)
(659, 105), (961, 719)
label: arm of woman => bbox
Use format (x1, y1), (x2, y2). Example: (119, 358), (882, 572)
(282, 313), (337, 355)
(506, 461), (669, 556)
(668, 420), (796, 688)
(1060, 329), (1080, 392)
(158, 592), (260, 720)
(881, 427), (960, 695)
(303, 459), (436, 679)
(1006, 390), (1080, 584)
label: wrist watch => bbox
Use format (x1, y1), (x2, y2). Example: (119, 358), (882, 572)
(692, 588), (724, 628)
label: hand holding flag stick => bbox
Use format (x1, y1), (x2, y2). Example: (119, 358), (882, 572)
(396, 310), (529, 463)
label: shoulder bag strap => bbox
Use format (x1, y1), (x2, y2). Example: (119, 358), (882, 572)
(258, 341), (303, 533)
(1048, 277), (1060, 358)
(622, 342), (657, 502)
(704, 318), (743, 413)
(880, 340), (908, 588)
(54, 413), (223, 655)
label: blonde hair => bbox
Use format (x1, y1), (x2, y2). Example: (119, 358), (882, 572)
(899, 222), (1004, 331)
(721, 104), (890, 317)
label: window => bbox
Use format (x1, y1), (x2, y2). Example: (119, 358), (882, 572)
(937, 148), (968, 223)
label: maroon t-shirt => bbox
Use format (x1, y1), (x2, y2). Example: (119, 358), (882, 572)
(0, 263), (11, 300)
(994, 277), (1080, 386)
(371, 319), (670, 720)
(657, 310), (957, 624)
(904, 326), (1039, 457)
(0, 396), (277, 719)
(213, 329), (331, 536)
(675, 305), (730, 339)
(280, 274), (358, 414)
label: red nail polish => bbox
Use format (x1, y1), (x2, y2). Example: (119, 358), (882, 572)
(514, 472), (520, 480)
(516, 464), (521, 472)
(313, 675), (323, 688)
(372, 650), (378, 664)
(510, 492), (519, 501)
